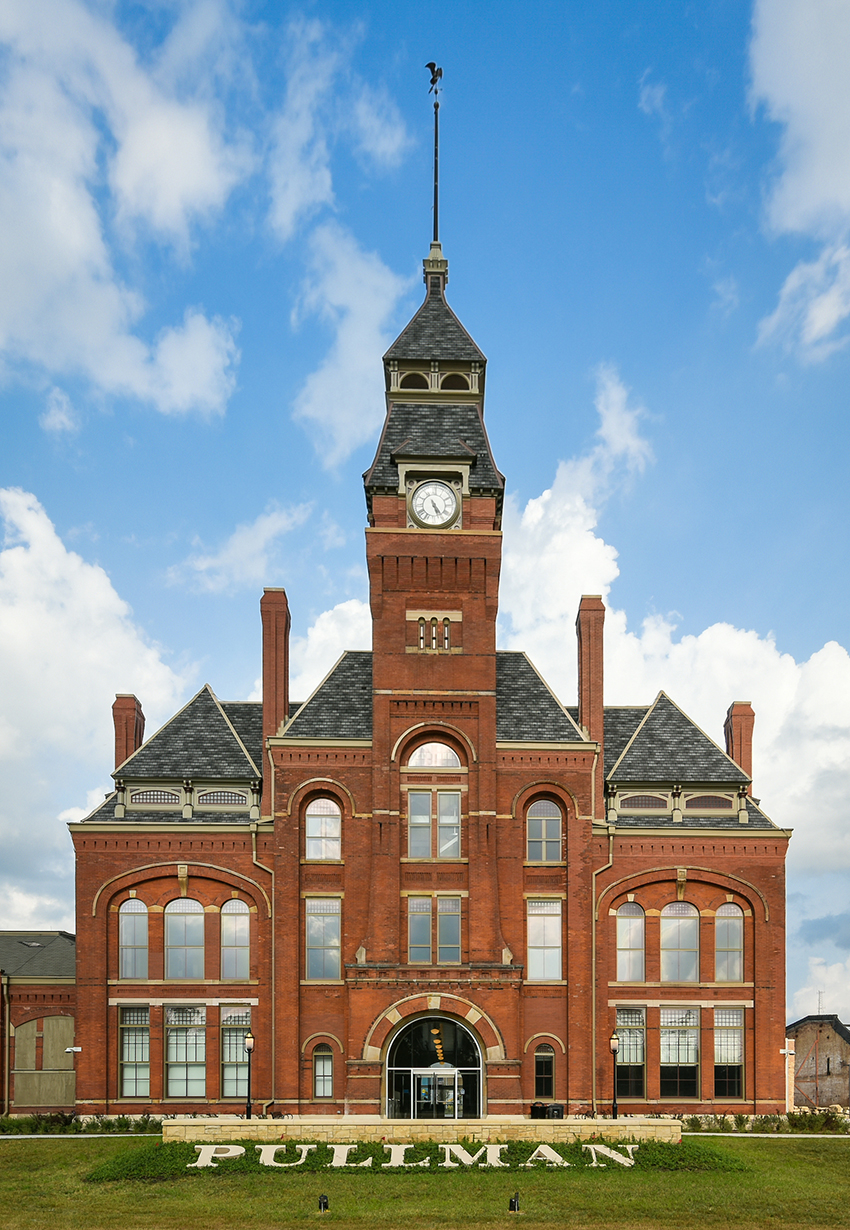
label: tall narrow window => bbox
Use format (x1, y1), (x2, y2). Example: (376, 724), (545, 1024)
(305, 898), (341, 980)
(431, 618), (438, 649)
(526, 799), (562, 862)
(615, 1007), (646, 1097)
(408, 898), (432, 962)
(527, 899), (562, 981)
(660, 902), (699, 982)
(660, 1007), (699, 1097)
(305, 797), (342, 860)
(443, 618), (451, 649)
(313, 1043), (334, 1098)
(616, 902), (645, 982)
(437, 897), (461, 962)
(715, 903), (744, 982)
(714, 1008), (744, 1097)
(408, 792), (432, 857)
(221, 1005), (251, 1097)
(534, 1044), (555, 1098)
(221, 899), (250, 979)
(119, 1006), (150, 1096)
(437, 793), (460, 858)
(165, 898), (205, 979)
(419, 618), (425, 649)
(165, 1005), (206, 1097)
(119, 898), (148, 979)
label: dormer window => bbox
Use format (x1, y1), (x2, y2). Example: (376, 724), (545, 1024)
(440, 372), (469, 390)
(130, 789), (180, 805)
(685, 794), (734, 810)
(197, 791), (247, 807)
(400, 371), (429, 389)
(619, 794), (668, 810)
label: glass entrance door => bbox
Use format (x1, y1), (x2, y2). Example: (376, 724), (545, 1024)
(414, 1069), (457, 1119)
(386, 1017), (482, 1119)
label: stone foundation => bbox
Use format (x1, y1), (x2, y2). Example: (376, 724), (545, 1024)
(162, 1114), (681, 1144)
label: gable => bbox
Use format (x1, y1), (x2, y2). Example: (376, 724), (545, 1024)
(609, 692), (749, 784)
(115, 685), (260, 780)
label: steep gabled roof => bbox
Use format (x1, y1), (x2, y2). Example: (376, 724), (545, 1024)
(384, 278), (486, 362)
(608, 691), (749, 784)
(0, 931), (76, 978)
(221, 702), (263, 773)
(114, 684), (261, 780)
(285, 652), (373, 740)
(785, 1014), (850, 1047)
(363, 402), (504, 494)
(496, 653), (583, 742)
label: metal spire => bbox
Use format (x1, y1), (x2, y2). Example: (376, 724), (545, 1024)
(426, 63), (443, 243)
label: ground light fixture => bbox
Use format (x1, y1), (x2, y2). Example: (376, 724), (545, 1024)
(318, 1195), (329, 1213)
(609, 1030), (620, 1120)
(508, 1192), (520, 1213)
(244, 1030), (255, 1120)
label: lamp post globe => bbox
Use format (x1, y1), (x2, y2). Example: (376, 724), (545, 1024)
(609, 1031), (620, 1120)
(244, 1030), (255, 1120)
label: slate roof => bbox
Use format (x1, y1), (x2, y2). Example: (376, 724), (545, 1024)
(80, 795), (254, 825)
(496, 653), (582, 742)
(221, 702), (263, 773)
(608, 692), (749, 784)
(363, 402), (504, 494)
(285, 652), (374, 740)
(384, 277), (486, 362)
(615, 799), (776, 830)
(114, 684), (261, 781)
(0, 931), (76, 978)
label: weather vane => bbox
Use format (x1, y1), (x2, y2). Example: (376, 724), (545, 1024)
(425, 63), (443, 243)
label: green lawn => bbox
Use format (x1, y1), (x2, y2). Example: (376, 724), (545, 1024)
(1, 1136), (849, 1230)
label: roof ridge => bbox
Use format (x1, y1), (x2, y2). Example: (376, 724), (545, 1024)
(516, 651), (586, 740)
(607, 691), (662, 779)
(210, 689), (261, 777)
(654, 690), (752, 782)
(282, 651), (350, 733)
(113, 683), (210, 777)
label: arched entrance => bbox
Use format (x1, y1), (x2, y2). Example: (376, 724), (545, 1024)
(386, 1017), (482, 1119)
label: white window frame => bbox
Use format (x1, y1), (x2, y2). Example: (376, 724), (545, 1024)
(305, 898), (341, 980)
(526, 899), (562, 981)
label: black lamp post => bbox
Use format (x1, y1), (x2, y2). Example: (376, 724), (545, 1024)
(244, 1030), (255, 1120)
(609, 1031), (619, 1120)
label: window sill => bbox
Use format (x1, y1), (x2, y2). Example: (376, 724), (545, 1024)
(608, 981), (753, 988)
(400, 858), (468, 864)
(525, 980), (567, 986)
(523, 861), (566, 868)
(300, 859), (345, 865)
(300, 980), (345, 986)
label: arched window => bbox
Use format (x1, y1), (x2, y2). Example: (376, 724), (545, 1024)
(408, 743), (461, 768)
(419, 618), (426, 649)
(130, 789), (179, 805)
(660, 902), (699, 982)
(221, 899), (250, 979)
(715, 903), (744, 982)
(313, 1043), (334, 1098)
(443, 618), (451, 650)
(305, 798), (342, 860)
(526, 799), (562, 862)
(616, 902), (645, 982)
(165, 898), (205, 979)
(440, 372), (469, 390)
(400, 371), (429, 389)
(431, 618), (438, 649)
(534, 1043), (555, 1098)
(119, 898), (148, 979)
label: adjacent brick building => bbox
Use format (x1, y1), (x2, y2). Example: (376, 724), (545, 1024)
(68, 238), (790, 1121)
(0, 931), (76, 1113)
(786, 1014), (850, 1108)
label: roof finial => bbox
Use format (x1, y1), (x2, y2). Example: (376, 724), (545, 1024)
(424, 63), (447, 287)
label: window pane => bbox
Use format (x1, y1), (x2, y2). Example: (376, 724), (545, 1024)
(437, 900), (460, 962)
(305, 901), (341, 979)
(408, 743), (461, 768)
(527, 901), (561, 981)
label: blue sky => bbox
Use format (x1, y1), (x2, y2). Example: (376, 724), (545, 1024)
(2, 0), (850, 1020)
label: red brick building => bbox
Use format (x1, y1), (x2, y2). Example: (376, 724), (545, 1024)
(69, 238), (790, 1121)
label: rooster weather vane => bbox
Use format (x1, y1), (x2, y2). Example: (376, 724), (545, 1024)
(426, 64), (443, 242)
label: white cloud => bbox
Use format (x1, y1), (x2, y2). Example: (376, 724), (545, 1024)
(0, 487), (187, 926)
(751, 0), (850, 357)
(289, 598), (371, 701)
(0, 0), (243, 414)
(349, 86), (411, 167)
(292, 222), (411, 464)
(170, 502), (312, 593)
(793, 954), (850, 1021)
(40, 386), (78, 433)
(638, 71), (667, 121)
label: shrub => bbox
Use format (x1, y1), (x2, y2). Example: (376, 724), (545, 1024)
(685, 1115), (703, 1132)
(733, 1114), (749, 1131)
(786, 1109), (849, 1134)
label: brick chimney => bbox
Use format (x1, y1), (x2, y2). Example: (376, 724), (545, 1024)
(112, 694), (145, 770)
(576, 595), (605, 818)
(724, 701), (755, 794)
(261, 588), (291, 749)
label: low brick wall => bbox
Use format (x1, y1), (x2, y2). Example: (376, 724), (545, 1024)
(162, 1114), (681, 1144)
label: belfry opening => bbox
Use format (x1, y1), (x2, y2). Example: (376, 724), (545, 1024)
(386, 1017), (482, 1120)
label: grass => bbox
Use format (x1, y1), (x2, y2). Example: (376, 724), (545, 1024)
(0, 1135), (849, 1229)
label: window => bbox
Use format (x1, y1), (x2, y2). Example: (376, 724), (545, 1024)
(313, 1043), (334, 1098)
(165, 1005), (206, 1097)
(165, 898), (205, 979)
(527, 900), (562, 981)
(616, 902), (645, 982)
(407, 791), (462, 858)
(660, 1007), (699, 1098)
(119, 1006), (150, 1096)
(197, 791), (247, 806)
(221, 899), (250, 979)
(119, 898), (148, 979)
(620, 794), (668, 809)
(440, 372), (469, 390)
(660, 902), (699, 982)
(443, 618), (451, 649)
(615, 1008), (646, 1097)
(534, 1044), (554, 1098)
(305, 898), (341, 980)
(714, 1008), (744, 1097)
(305, 797), (342, 860)
(408, 742), (461, 768)
(685, 795), (734, 809)
(715, 903), (744, 982)
(407, 897), (461, 964)
(526, 799), (562, 862)
(400, 371), (428, 389)
(221, 1005), (251, 1097)
(130, 789), (179, 805)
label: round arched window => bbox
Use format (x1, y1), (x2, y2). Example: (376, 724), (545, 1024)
(407, 742), (461, 768)
(660, 902), (699, 982)
(305, 798), (342, 859)
(526, 799), (562, 862)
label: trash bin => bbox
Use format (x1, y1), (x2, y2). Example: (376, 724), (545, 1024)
(530, 1101), (546, 1119)
(545, 1104), (564, 1119)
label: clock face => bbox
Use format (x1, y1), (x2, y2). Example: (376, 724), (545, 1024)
(410, 480), (459, 528)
